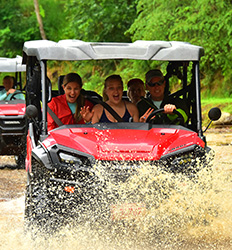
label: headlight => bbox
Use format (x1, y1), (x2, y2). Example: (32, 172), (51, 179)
(59, 152), (82, 166)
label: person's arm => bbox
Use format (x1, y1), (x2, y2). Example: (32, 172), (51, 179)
(127, 102), (139, 122)
(164, 104), (188, 123)
(167, 109), (188, 123)
(80, 106), (94, 123)
(0, 92), (7, 101)
(164, 96), (189, 123)
(0, 89), (8, 101)
(12, 90), (25, 100)
(91, 104), (103, 124)
(175, 108), (188, 123)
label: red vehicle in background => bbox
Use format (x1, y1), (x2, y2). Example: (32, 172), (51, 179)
(0, 56), (26, 167)
(22, 40), (221, 233)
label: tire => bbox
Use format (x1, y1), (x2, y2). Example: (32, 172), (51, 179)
(24, 161), (62, 236)
(15, 154), (25, 169)
(24, 159), (110, 235)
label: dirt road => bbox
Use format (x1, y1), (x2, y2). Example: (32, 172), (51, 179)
(0, 157), (26, 201)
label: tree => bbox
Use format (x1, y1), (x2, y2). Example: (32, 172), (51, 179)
(64, 0), (137, 42)
(33, 0), (47, 39)
(0, 0), (40, 57)
(127, 0), (232, 96)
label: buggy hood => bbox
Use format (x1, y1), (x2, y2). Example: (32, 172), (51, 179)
(43, 125), (205, 161)
(0, 101), (26, 116)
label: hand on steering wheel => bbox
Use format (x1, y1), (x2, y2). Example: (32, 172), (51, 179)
(164, 104), (176, 114)
(146, 107), (185, 125)
(9, 91), (25, 100)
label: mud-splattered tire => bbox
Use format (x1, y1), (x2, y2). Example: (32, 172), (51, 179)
(24, 161), (62, 235)
(15, 154), (25, 169)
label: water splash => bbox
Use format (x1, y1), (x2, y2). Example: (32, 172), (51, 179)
(0, 159), (232, 250)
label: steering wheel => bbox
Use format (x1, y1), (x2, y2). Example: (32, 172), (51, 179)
(146, 108), (185, 125)
(10, 91), (25, 100)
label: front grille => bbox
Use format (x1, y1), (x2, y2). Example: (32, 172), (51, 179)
(0, 116), (26, 132)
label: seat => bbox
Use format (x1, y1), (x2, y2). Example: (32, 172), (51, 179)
(81, 89), (102, 105)
(122, 90), (130, 101)
(58, 75), (65, 95)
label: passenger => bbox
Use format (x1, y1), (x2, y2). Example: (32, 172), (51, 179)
(47, 72), (94, 131)
(0, 76), (24, 101)
(81, 74), (154, 124)
(81, 75), (142, 124)
(127, 78), (145, 104)
(137, 69), (189, 124)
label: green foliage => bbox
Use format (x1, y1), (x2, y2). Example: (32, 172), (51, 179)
(0, 0), (68, 57)
(0, 0), (39, 56)
(201, 98), (232, 124)
(37, 0), (68, 41)
(127, 0), (232, 96)
(64, 0), (137, 42)
(0, 0), (231, 98)
(202, 97), (232, 105)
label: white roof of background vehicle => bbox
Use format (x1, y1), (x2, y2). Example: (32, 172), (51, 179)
(23, 40), (204, 62)
(0, 56), (26, 72)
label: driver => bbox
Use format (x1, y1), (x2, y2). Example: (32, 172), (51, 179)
(137, 69), (188, 124)
(0, 76), (24, 101)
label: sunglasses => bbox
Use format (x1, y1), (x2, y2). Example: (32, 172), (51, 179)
(147, 80), (164, 87)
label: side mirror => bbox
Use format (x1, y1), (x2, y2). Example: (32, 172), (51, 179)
(26, 104), (38, 119)
(208, 107), (221, 121)
(204, 107), (221, 133)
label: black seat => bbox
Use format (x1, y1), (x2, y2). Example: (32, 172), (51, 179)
(58, 75), (65, 95)
(81, 89), (102, 105)
(122, 90), (130, 101)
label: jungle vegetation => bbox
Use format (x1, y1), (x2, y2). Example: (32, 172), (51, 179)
(0, 0), (231, 97)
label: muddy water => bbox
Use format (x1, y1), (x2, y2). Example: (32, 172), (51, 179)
(0, 131), (231, 250)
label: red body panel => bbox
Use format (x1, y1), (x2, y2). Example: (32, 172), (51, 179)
(0, 102), (26, 116)
(43, 127), (205, 161)
(26, 133), (32, 172)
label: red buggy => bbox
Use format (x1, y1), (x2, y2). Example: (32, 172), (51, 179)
(22, 40), (221, 232)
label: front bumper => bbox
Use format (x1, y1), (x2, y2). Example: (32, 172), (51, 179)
(0, 115), (26, 155)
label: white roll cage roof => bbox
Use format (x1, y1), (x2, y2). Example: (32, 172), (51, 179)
(23, 40), (204, 62)
(0, 56), (26, 72)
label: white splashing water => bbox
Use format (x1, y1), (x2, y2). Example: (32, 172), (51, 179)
(0, 158), (231, 250)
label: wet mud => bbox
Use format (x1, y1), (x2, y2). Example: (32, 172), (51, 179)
(0, 129), (231, 250)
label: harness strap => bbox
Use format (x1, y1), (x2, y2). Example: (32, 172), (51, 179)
(85, 96), (124, 122)
(47, 106), (63, 127)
